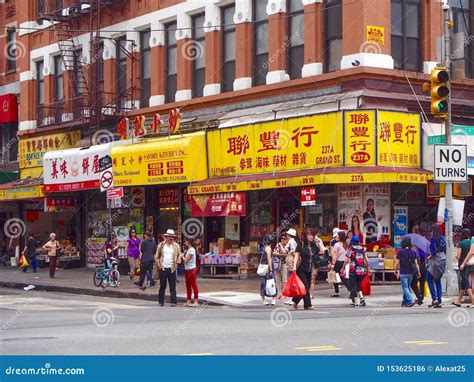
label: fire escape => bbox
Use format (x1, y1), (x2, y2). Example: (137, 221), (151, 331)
(37, 0), (137, 130)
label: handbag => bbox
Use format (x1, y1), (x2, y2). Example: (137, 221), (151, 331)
(467, 256), (474, 266)
(19, 255), (29, 268)
(272, 257), (282, 271)
(265, 277), (277, 297)
(326, 270), (337, 284)
(312, 250), (330, 268)
(257, 263), (269, 277)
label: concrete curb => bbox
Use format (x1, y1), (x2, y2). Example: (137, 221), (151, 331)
(0, 281), (224, 307)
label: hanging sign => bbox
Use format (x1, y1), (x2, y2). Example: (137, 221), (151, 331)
(301, 187), (316, 206)
(99, 155), (114, 192)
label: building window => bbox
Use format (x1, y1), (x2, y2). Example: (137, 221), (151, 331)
(116, 36), (127, 108)
(6, 28), (16, 72)
(222, 4), (236, 92)
(192, 14), (206, 98)
(287, 0), (304, 79)
(140, 29), (151, 107)
(391, 0), (421, 72)
(97, 41), (104, 99)
(37, 0), (45, 23)
(449, 0), (472, 78)
(324, 0), (342, 72)
(165, 22), (177, 103)
(54, 56), (64, 101)
(253, 0), (268, 86)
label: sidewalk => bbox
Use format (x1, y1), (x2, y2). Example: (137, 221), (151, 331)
(0, 265), (411, 307)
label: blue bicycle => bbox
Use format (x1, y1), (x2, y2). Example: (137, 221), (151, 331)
(93, 258), (120, 288)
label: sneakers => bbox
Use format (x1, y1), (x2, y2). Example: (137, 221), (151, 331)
(360, 298), (366, 307)
(284, 299), (294, 305)
(270, 300), (276, 306)
(350, 303), (359, 308)
(263, 301), (270, 306)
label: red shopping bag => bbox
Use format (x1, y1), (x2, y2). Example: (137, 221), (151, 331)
(282, 272), (306, 297)
(360, 274), (371, 296)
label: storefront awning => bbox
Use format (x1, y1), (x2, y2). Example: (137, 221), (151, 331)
(111, 132), (208, 187)
(43, 140), (130, 192)
(0, 177), (44, 201)
(188, 167), (432, 195)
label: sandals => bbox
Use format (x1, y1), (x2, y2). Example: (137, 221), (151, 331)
(451, 302), (461, 308)
(428, 301), (439, 307)
(331, 294), (340, 298)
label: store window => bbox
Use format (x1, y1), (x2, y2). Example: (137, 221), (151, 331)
(304, 186), (338, 237)
(287, 0), (304, 79)
(54, 56), (64, 101)
(449, 0), (472, 79)
(140, 29), (151, 107)
(248, 190), (275, 241)
(252, 0), (269, 86)
(324, 0), (342, 72)
(222, 4), (236, 92)
(165, 22), (177, 103)
(391, 0), (422, 72)
(6, 27), (16, 72)
(116, 36), (127, 109)
(192, 13), (206, 98)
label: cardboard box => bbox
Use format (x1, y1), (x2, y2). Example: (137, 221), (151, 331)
(240, 246), (250, 255)
(249, 241), (259, 252)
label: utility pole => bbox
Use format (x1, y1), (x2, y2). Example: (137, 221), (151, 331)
(442, 1), (458, 296)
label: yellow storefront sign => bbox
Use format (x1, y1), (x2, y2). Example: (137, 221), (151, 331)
(111, 132), (207, 186)
(0, 185), (44, 201)
(345, 110), (376, 166)
(19, 130), (81, 169)
(377, 111), (421, 167)
(366, 25), (384, 44)
(207, 112), (343, 177)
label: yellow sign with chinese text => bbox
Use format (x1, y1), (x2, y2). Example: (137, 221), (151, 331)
(111, 132), (207, 186)
(19, 131), (81, 169)
(377, 111), (421, 167)
(366, 25), (385, 45)
(345, 110), (376, 166)
(0, 185), (44, 201)
(207, 112), (344, 177)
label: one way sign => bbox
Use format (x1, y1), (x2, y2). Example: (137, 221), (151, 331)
(434, 145), (467, 183)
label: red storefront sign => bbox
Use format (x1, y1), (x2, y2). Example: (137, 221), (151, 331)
(45, 198), (77, 212)
(191, 192), (246, 217)
(301, 187), (316, 206)
(107, 187), (123, 199)
(0, 94), (18, 123)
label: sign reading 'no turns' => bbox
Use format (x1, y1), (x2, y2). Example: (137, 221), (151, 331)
(434, 145), (468, 183)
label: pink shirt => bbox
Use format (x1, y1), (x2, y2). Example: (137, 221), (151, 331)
(333, 241), (348, 262)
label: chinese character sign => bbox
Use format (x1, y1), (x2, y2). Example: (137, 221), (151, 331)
(377, 111), (420, 167)
(345, 110), (376, 166)
(207, 112), (344, 177)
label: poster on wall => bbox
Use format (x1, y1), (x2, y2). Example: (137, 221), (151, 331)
(225, 216), (240, 241)
(191, 192), (246, 217)
(393, 206), (408, 248)
(363, 184), (391, 244)
(337, 185), (363, 233)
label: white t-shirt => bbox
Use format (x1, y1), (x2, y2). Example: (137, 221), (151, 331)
(162, 243), (175, 269)
(184, 248), (196, 270)
(286, 238), (297, 252)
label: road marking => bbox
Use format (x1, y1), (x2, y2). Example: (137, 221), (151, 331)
(181, 353), (214, 356)
(404, 340), (448, 345)
(295, 346), (343, 352)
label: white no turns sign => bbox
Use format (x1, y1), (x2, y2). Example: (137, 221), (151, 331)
(434, 145), (467, 183)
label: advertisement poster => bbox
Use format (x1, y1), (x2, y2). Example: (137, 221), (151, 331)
(363, 184), (391, 244)
(338, 185), (363, 232)
(191, 192), (246, 217)
(225, 216), (240, 241)
(393, 206), (408, 248)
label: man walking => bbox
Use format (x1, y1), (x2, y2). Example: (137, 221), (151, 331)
(155, 229), (181, 306)
(135, 231), (157, 291)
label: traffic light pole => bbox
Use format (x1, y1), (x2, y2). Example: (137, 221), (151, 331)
(442, 2), (458, 296)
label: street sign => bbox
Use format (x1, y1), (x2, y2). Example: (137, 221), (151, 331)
(99, 155), (112, 172)
(107, 187), (123, 199)
(99, 155), (114, 192)
(434, 145), (467, 183)
(301, 187), (316, 206)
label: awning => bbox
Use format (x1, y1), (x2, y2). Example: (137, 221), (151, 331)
(0, 177), (44, 201)
(43, 140), (130, 192)
(188, 167), (432, 195)
(111, 132), (208, 187)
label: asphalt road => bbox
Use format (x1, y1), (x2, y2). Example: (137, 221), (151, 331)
(0, 288), (472, 355)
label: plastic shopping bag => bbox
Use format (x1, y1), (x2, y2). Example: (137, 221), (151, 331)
(326, 270), (337, 284)
(19, 255), (29, 268)
(265, 277), (277, 297)
(360, 274), (371, 296)
(282, 272), (306, 297)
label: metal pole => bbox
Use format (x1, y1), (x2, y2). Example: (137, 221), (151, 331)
(442, 2), (458, 296)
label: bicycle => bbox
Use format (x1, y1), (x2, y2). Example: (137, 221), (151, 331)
(93, 257), (120, 288)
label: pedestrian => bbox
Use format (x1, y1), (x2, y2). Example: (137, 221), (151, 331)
(134, 231), (157, 291)
(126, 228), (141, 281)
(292, 229), (316, 310)
(411, 245), (428, 304)
(310, 228), (325, 299)
(285, 228), (298, 253)
(395, 237), (420, 307)
(42, 233), (61, 278)
(9, 235), (20, 264)
(261, 235), (276, 306)
(330, 230), (350, 297)
(427, 224), (446, 308)
(182, 238), (199, 307)
(22, 233), (37, 273)
(155, 229), (181, 307)
(453, 228), (473, 307)
(343, 236), (370, 307)
(330, 228), (341, 249)
(273, 233), (289, 301)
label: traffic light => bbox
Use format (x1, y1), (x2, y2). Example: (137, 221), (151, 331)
(430, 67), (449, 119)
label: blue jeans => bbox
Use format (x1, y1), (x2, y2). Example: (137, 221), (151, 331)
(427, 272), (442, 303)
(400, 274), (414, 305)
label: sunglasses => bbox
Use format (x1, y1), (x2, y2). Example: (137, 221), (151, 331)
(131, 231), (136, 234)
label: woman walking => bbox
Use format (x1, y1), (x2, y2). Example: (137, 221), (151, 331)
(343, 236), (370, 307)
(126, 228), (141, 281)
(260, 235), (276, 306)
(292, 229), (317, 310)
(331, 230), (349, 297)
(182, 238), (199, 307)
(273, 233), (289, 300)
(427, 224), (446, 308)
(454, 228), (473, 307)
(395, 237), (420, 307)
(42, 233), (61, 278)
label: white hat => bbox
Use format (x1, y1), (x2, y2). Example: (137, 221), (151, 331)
(332, 228), (342, 238)
(286, 228), (297, 237)
(164, 229), (177, 237)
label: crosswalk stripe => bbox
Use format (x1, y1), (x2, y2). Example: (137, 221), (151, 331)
(404, 340), (448, 345)
(295, 346), (342, 351)
(181, 353), (214, 356)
